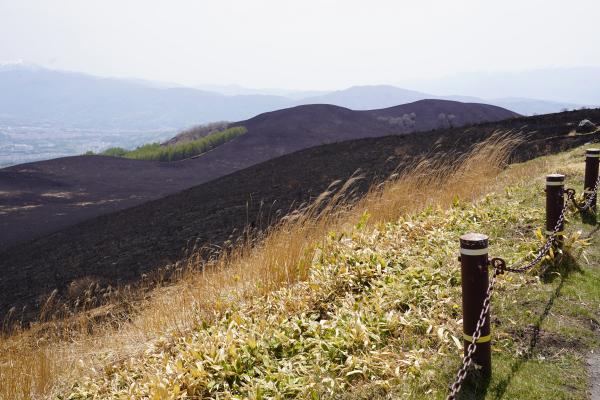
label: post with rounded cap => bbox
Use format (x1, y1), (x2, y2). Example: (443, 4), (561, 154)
(459, 232), (491, 377)
(546, 174), (565, 247)
(584, 149), (600, 211)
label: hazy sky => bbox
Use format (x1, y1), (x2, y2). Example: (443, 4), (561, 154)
(1, 0), (600, 90)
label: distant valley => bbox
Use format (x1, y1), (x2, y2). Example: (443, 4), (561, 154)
(0, 125), (176, 168)
(0, 64), (593, 167)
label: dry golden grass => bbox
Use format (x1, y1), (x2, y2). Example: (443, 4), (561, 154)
(0, 133), (552, 400)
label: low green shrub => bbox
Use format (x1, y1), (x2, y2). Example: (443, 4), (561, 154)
(101, 147), (128, 157)
(125, 126), (247, 162)
(97, 126), (247, 162)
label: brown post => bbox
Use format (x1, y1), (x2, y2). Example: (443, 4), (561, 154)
(584, 149), (600, 211)
(459, 233), (491, 377)
(546, 174), (565, 246)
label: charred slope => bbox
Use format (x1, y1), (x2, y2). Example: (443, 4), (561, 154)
(365, 99), (519, 131)
(0, 108), (598, 321)
(0, 100), (517, 250)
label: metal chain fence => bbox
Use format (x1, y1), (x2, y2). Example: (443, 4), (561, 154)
(567, 175), (600, 212)
(446, 176), (598, 400)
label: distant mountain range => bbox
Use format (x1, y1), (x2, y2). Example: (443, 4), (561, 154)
(0, 64), (592, 133)
(294, 85), (584, 116)
(0, 64), (289, 130)
(410, 67), (600, 106)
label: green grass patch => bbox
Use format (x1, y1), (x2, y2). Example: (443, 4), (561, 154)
(97, 126), (247, 162)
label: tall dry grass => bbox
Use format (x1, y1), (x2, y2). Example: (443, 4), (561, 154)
(0, 134), (540, 399)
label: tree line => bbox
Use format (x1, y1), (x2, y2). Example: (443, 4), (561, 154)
(90, 126), (247, 162)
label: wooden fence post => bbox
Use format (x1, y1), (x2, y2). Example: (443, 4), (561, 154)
(459, 233), (492, 377)
(584, 149), (600, 212)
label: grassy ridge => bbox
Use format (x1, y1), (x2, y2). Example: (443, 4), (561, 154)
(64, 146), (600, 399)
(3, 141), (599, 399)
(101, 126), (247, 162)
(2, 136), (515, 399)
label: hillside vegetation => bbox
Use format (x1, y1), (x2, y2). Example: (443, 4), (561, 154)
(2, 139), (599, 399)
(3, 101), (560, 255)
(101, 126), (246, 162)
(163, 122), (230, 146)
(58, 145), (599, 399)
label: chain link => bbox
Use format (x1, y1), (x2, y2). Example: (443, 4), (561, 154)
(566, 175), (600, 212)
(499, 193), (570, 273)
(446, 267), (500, 400)
(446, 198), (568, 398)
(447, 176), (600, 398)
(446, 180), (593, 398)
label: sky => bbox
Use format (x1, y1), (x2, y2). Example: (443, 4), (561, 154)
(1, 0), (600, 91)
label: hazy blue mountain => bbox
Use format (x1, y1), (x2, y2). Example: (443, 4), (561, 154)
(195, 83), (328, 100)
(294, 84), (584, 116)
(412, 67), (600, 106)
(296, 85), (432, 110)
(1, 65), (589, 132)
(1, 64), (592, 168)
(0, 65), (293, 166)
(0, 64), (290, 130)
(488, 97), (582, 116)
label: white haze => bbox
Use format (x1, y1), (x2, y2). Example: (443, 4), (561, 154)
(1, 0), (599, 100)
